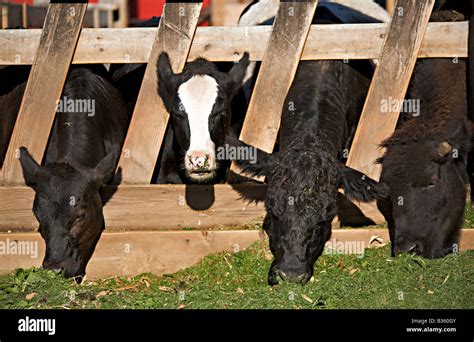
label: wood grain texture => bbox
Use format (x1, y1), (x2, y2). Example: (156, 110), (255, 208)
(0, 185), (266, 231)
(1, 229), (473, 279)
(237, 1), (318, 154)
(116, 2), (202, 184)
(0, 230), (264, 279)
(0, 183), (388, 231)
(0, 22), (467, 64)
(385, 0), (396, 14)
(210, 0), (225, 26)
(346, 0), (435, 181)
(0, 3), (87, 185)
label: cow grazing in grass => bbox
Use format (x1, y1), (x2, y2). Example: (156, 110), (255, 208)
(376, 4), (472, 259)
(156, 52), (249, 184)
(377, 60), (471, 258)
(229, 59), (388, 285)
(226, 1), (389, 285)
(16, 65), (128, 280)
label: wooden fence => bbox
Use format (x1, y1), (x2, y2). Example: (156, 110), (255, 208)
(0, 0), (472, 278)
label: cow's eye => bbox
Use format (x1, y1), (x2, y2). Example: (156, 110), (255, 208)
(73, 212), (86, 224)
(212, 111), (226, 122)
(427, 176), (439, 188)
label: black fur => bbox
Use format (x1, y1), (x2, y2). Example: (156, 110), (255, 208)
(17, 66), (128, 280)
(377, 58), (471, 259)
(230, 60), (388, 285)
(0, 66), (30, 167)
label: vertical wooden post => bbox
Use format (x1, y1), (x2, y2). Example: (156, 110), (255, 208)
(234, 1), (318, 154)
(116, 2), (202, 184)
(93, 7), (100, 28)
(0, 3), (87, 185)
(386, 0), (396, 14)
(1, 5), (8, 29)
(106, 8), (113, 28)
(345, 0), (435, 181)
(116, 0), (128, 28)
(211, 0), (225, 26)
(22, 2), (27, 28)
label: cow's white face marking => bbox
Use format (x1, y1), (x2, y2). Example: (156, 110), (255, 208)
(177, 75), (218, 181)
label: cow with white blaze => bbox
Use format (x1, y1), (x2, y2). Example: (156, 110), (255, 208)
(156, 52), (249, 183)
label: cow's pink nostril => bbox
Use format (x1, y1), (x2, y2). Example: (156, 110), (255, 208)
(186, 151), (214, 171)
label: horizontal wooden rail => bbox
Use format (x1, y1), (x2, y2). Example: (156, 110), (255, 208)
(0, 22), (467, 65)
(0, 231), (263, 279)
(0, 184), (387, 231)
(0, 185), (266, 232)
(1, 229), (473, 279)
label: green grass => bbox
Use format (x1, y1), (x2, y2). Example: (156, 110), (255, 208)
(0, 241), (472, 309)
(463, 200), (474, 228)
(0, 200), (472, 309)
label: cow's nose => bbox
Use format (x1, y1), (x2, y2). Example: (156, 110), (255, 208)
(187, 152), (212, 170)
(393, 243), (419, 256)
(42, 259), (63, 273)
(276, 269), (310, 284)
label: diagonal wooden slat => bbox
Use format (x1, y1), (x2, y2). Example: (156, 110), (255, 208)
(346, 0), (435, 181)
(236, 1), (318, 155)
(0, 3), (87, 185)
(116, 2), (202, 184)
(230, 1), (317, 180)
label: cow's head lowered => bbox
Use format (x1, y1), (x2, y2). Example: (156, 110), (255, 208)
(377, 122), (471, 259)
(157, 52), (249, 183)
(227, 135), (388, 285)
(19, 146), (120, 280)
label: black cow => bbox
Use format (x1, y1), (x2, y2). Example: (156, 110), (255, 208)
(376, 4), (472, 259)
(229, 62), (388, 285)
(15, 65), (128, 280)
(377, 60), (471, 258)
(226, 2), (389, 285)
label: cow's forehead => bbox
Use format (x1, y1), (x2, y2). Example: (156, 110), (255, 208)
(177, 75), (219, 112)
(37, 173), (90, 202)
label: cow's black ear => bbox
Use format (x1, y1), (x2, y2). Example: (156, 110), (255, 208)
(157, 52), (174, 80)
(225, 135), (271, 177)
(157, 52), (179, 110)
(339, 165), (389, 202)
(227, 52), (250, 94)
(19, 147), (42, 187)
(92, 146), (120, 187)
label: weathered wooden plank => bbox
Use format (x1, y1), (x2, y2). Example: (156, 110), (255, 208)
(116, 2), (202, 184)
(0, 184), (266, 231)
(1, 229), (473, 279)
(386, 0), (396, 14)
(0, 230), (264, 279)
(0, 183), (389, 231)
(0, 22), (467, 65)
(210, 0), (225, 26)
(0, 3), (87, 185)
(230, 1), (318, 181)
(236, 1), (318, 155)
(346, 0), (435, 181)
